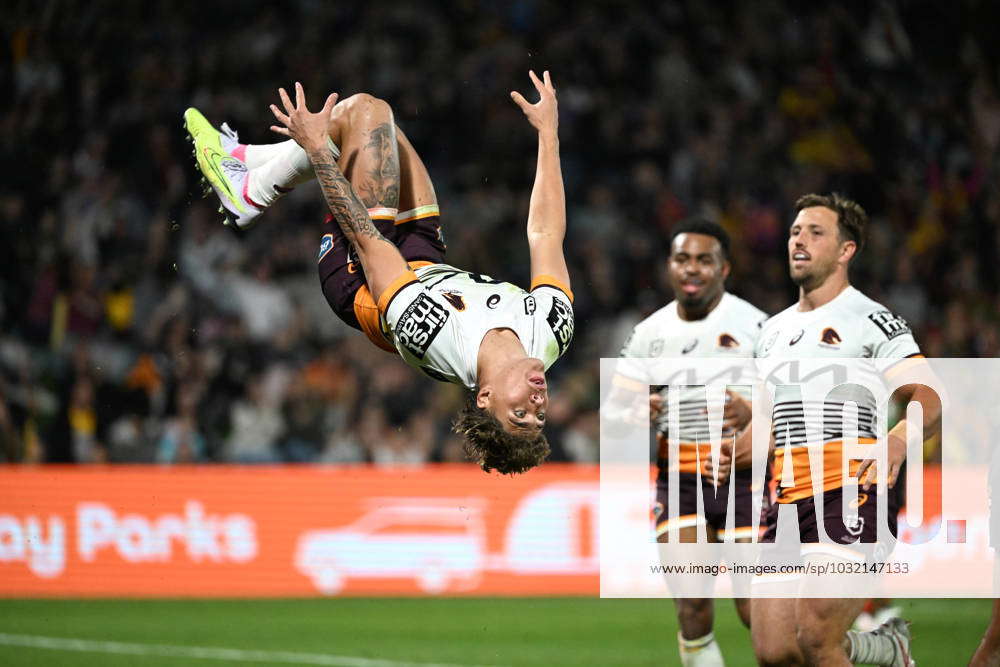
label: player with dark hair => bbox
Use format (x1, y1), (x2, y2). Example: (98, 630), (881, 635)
(183, 72), (572, 474)
(613, 218), (767, 666)
(714, 192), (940, 666)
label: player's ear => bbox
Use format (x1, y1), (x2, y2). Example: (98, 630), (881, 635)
(721, 259), (731, 280)
(476, 386), (492, 409)
(840, 240), (857, 264)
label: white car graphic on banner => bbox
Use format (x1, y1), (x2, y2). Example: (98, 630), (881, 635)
(295, 498), (486, 595)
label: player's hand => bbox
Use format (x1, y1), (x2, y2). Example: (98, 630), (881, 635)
(855, 433), (906, 491)
(722, 390), (751, 432)
(511, 70), (558, 137)
(269, 82), (338, 154)
(649, 393), (663, 421)
(704, 438), (734, 487)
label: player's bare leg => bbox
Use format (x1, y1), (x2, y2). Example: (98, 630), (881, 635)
(659, 525), (725, 666)
(971, 599), (1000, 666)
(751, 597), (804, 666)
(327, 93), (401, 229)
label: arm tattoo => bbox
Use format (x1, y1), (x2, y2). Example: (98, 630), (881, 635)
(355, 122), (400, 209)
(308, 147), (388, 245)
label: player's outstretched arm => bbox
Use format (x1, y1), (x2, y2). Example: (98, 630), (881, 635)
(270, 82), (408, 300)
(511, 71), (570, 296)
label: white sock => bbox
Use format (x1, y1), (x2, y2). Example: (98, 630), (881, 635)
(244, 138), (340, 208)
(678, 632), (724, 666)
(243, 141), (294, 169)
(846, 630), (897, 665)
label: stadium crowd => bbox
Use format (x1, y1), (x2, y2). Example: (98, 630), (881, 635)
(2, 1), (997, 464)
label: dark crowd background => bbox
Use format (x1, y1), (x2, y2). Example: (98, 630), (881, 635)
(1, 0), (998, 465)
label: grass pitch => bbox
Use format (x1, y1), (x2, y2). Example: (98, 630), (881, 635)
(0, 597), (989, 665)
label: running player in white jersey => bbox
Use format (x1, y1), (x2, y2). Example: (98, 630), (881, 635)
(184, 72), (571, 474)
(614, 219), (766, 666)
(715, 193), (940, 666)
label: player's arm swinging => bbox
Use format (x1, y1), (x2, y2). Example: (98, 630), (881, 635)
(270, 82), (409, 300)
(511, 71), (571, 296)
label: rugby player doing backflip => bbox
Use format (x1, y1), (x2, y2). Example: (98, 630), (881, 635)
(183, 72), (573, 474)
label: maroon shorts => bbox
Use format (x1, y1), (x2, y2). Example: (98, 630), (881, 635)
(317, 213), (445, 331)
(653, 467), (768, 540)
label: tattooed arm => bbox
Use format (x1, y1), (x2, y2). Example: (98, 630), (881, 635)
(270, 82), (409, 299)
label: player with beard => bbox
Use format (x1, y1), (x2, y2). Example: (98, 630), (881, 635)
(713, 193), (940, 666)
(183, 73), (572, 474)
(614, 219), (767, 666)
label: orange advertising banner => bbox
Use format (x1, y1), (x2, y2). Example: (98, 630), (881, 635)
(0, 465), (600, 597)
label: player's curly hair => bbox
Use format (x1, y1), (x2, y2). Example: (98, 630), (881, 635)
(452, 391), (550, 474)
(795, 192), (869, 258)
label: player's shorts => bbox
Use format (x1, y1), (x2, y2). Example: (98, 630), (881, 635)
(318, 207), (445, 351)
(653, 466), (766, 541)
(760, 485), (900, 563)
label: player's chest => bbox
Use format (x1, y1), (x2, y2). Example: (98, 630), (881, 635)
(644, 323), (754, 357)
(757, 319), (870, 358)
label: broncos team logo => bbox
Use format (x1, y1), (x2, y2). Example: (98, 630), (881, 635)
(821, 327), (842, 345)
(441, 291), (466, 311)
(717, 333), (739, 348)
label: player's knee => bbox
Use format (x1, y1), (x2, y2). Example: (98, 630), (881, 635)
(794, 622), (835, 665)
(734, 597), (751, 629)
(753, 643), (802, 667)
(675, 598), (713, 637)
(752, 629), (803, 667)
(335, 93), (393, 123)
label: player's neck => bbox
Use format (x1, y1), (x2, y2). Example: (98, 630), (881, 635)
(477, 328), (528, 381)
(676, 290), (724, 322)
(798, 274), (850, 312)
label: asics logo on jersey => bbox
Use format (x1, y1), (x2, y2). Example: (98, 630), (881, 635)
(821, 327), (842, 345)
(789, 329), (804, 345)
(681, 339), (698, 354)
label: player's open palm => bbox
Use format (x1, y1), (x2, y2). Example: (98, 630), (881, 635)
(270, 82), (338, 154)
(511, 70), (558, 136)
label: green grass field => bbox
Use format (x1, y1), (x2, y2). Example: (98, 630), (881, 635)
(0, 597), (989, 666)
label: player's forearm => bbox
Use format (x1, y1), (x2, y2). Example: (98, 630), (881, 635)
(307, 146), (388, 249)
(887, 383), (942, 445)
(525, 131), (565, 244)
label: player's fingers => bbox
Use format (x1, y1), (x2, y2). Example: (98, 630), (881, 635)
(269, 125), (291, 137)
(529, 69), (544, 95)
(270, 104), (290, 125)
(510, 91), (529, 111)
(295, 81), (305, 109)
(887, 462), (900, 489)
(543, 70), (554, 91)
(322, 93), (339, 118)
(856, 459), (873, 490)
(279, 87), (294, 114)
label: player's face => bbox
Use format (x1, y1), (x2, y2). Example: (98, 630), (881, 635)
(788, 206), (851, 289)
(668, 233), (729, 309)
(491, 358), (548, 436)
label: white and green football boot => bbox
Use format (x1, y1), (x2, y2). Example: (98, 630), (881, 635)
(183, 108), (262, 230)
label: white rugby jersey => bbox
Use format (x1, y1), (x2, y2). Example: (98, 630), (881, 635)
(617, 293), (766, 461)
(754, 285), (921, 500)
(381, 264), (574, 389)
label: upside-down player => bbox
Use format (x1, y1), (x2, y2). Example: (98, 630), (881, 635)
(714, 193), (940, 666)
(613, 219), (766, 666)
(183, 72), (573, 474)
